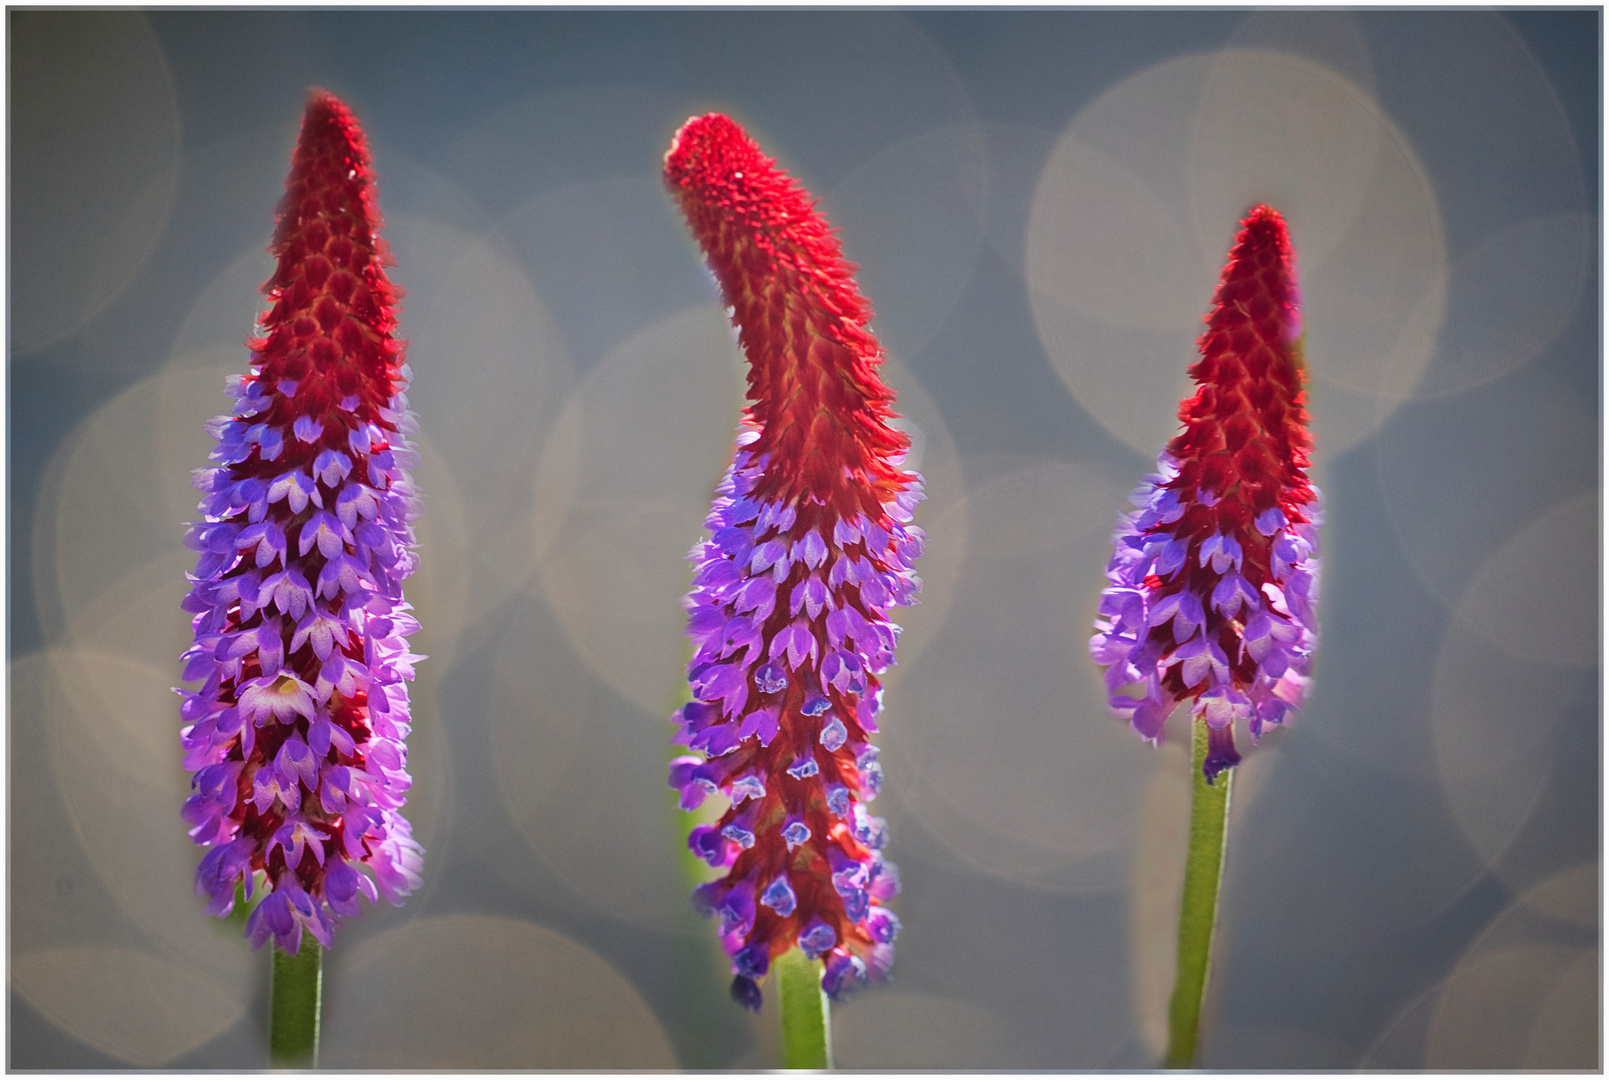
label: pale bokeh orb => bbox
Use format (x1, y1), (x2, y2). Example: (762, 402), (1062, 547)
(1027, 49), (1446, 461)
(10, 10), (182, 355)
(832, 992), (1018, 1070)
(11, 947), (244, 1068)
(1363, 862), (1600, 1069)
(1452, 491), (1598, 669)
(1374, 367), (1597, 610)
(388, 214), (575, 628)
(821, 123), (989, 361)
(1429, 621), (1585, 895)
(320, 914), (678, 1069)
(885, 456), (1151, 891)
(537, 304), (745, 714)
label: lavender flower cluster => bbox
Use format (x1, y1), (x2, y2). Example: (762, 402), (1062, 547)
(670, 427), (923, 1004)
(1092, 454), (1322, 780)
(179, 368), (426, 953)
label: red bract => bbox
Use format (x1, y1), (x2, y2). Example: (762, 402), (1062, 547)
(665, 114), (923, 1008)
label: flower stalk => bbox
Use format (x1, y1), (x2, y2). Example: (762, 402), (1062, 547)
(776, 948), (832, 1069)
(269, 941), (322, 1068)
(1163, 722), (1233, 1067)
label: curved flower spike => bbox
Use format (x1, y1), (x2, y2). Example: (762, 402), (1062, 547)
(179, 90), (424, 954)
(665, 114), (923, 1010)
(1092, 205), (1321, 783)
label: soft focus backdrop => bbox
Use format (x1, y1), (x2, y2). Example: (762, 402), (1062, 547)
(8, 8), (1599, 1069)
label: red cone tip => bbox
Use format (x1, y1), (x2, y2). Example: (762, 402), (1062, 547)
(292, 90), (371, 167)
(1206, 203), (1301, 349)
(252, 90), (403, 423)
(664, 113), (759, 194)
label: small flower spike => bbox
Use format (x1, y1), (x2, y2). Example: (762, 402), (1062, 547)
(179, 90), (424, 954)
(664, 114), (923, 1010)
(1092, 205), (1321, 784)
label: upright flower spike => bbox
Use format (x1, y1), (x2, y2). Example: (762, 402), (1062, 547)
(1091, 205), (1321, 783)
(179, 90), (425, 956)
(664, 114), (924, 1012)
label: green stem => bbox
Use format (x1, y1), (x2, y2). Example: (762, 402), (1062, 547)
(269, 941), (322, 1068)
(1163, 723), (1234, 1068)
(776, 948), (832, 1069)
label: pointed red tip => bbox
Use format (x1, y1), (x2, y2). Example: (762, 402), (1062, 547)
(1207, 203), (1300, 347)
(305, 87), (343, 116)
(1236, 203), (1293, 264)
(664, 112), (769, 203)
(663, 113), (912, 514)
(254, 92), (403, 421)
(273, 89), (380, 258)
(1245, 202), (1286, 229)
(293, 89), (370, 172)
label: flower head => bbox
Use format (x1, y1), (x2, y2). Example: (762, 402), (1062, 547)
(664, 114), (923, 1009)
(1092, 205), (1321, 783)
(179, 90), (424, 953)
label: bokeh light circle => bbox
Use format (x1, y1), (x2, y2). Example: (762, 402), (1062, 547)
(1429, 620), (1587, 895)
(1362, 866), (1600, 1072)
(36, 648), (254, 984)
(1424, 945), (1591, 1068)
(1412, 213), (1594, 399)
(388, 215), (575, 629)
(885, 456), (1149, 891)
(488, 591), (690, 932)
(1224, 9), (1376, 93)
(10, 10), (182, 354)
(1374, 370), (1597, 612)
(536, 304), (746, 714)
(1189, 50), (1384, 271)
(169, 244), (275, 361)
(11, 651), (248, 1071)
(832, 993), (1017, 1069)
(1452, 491), (1597, 669)
(1027, 49), (1447, 460)
(12, 947), (243, 1067)
(320, 914), (677, 1069)
(821, 123), (989, 360)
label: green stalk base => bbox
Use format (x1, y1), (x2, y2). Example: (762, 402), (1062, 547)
(269, 941), (323, 1068)
(776, 948), (832, 1069)
(1163, 723), (1234, 1068)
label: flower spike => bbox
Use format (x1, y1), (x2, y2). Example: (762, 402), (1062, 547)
(1091, 204), (1321, 783)
(179, 90), (424, 954)
(665, 114), (923, 1010)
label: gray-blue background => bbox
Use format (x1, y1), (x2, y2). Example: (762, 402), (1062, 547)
(9, 8), (1599, 1069)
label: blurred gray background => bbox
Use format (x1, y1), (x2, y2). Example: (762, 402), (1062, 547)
(8, 8), (1598, 1069)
